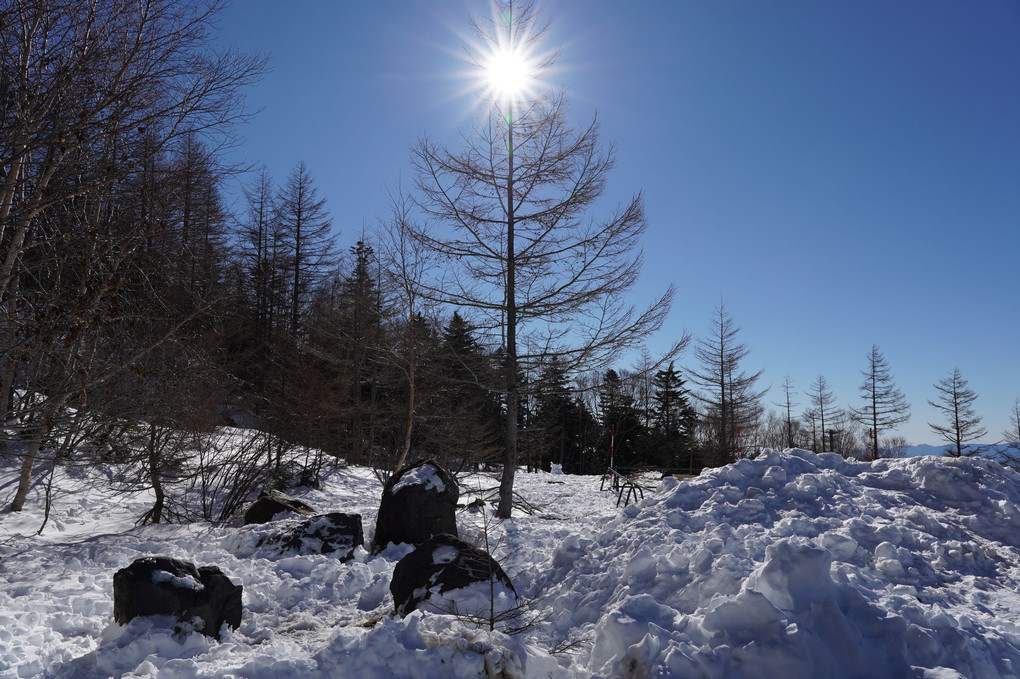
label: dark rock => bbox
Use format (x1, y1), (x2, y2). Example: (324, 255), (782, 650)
(243, 490), (316, 525)
(390, 533), (517, 617)
(373, 460), (458, 551)
(256, 512), (364, 561)
(113, 556), (242, 639)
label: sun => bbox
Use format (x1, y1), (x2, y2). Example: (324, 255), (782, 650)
(483, 44), (534, 101)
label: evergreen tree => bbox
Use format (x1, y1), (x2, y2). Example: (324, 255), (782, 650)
(434, 312), (500, 470)
(599, 369), (645, 469)
(649, 361), (697, 469)
(532, 357), (588, 473)
(338, 241), (385, 461)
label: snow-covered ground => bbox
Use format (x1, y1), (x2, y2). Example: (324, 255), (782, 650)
(4, 445), (1020, 678)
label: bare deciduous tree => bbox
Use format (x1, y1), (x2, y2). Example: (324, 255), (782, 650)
(689, 301), (766, 464)
(999, 399), (1020, 469)
(405, 1), (684, 517)
(379, 192), (439, 473)
(928, 367), (987, 458)
(1, 0), (265, 512)
(774, 376), (798, 450)
(850, 345), (910, 460)
(275, 161), (335, 338)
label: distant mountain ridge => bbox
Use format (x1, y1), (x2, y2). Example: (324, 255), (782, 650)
(905, 443), (1016, 458)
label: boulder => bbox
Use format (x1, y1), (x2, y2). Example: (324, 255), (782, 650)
(256, 512), (364, 561)
(243, 490), (316, 525)
(113, 556), (242, 639)
(390, 533), (517, 617)
(373, 460), (458, 551)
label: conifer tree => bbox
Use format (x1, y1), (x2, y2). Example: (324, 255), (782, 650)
(599, 369), (645, 469)
(435, 312), (500, 469)
(807, 375), (837, 453)
(533, 357), (590, 473)
(851, 345), (911, 460)
(650, 361), (697, 469)
(928, 368), (987, 458)
(775, 376), (798, 449)
(1001, 399), (1020, 469)
(689, 302), (766, 464)
(275, 161), (335, 338)
(406, 1), (682, 516)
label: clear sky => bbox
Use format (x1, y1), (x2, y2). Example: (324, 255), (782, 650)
(214, 0), (1020, 446)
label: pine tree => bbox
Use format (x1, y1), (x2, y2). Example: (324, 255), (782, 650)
(435, 312), (501, 470)
(533, 357), (592, 473)
(599, 369), (645, 469)
(339, 241), (385, 461)
(650, 361), (697, 469)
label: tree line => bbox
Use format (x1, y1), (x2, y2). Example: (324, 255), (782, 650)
(3, 0), (1018, 523)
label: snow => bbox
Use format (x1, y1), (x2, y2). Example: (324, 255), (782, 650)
(4, 446), (1020, 677)
(151, 570), (205, 591)
(391, 463), (445, 494)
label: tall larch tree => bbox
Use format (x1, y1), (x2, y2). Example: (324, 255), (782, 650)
(851, 345), (911, 460)
(928, 367), (987, 458)
(689, 301), (766, 465)
(406, 1), (684, 517)
(275, 161), (335, 338)
(807, 374), (837, 453)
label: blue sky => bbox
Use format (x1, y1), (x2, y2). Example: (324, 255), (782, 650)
(214, 1), (1020, 446)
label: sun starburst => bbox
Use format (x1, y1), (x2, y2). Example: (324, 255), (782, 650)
(483, 44), (534, 101)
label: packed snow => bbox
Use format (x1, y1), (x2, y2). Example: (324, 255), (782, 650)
(4, 444), (1020, 677)
(390, 464), (446, 494)
(150, 570), (204, 592)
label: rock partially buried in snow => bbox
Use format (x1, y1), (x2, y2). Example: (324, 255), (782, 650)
(242, 490), (316, 525)
(112, 556), (242, 640)
(373, 459), (459, 552)
(390, 533), (517, 618)
(255, 512), (364, 561)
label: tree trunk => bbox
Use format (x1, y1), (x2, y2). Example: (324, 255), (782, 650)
(10, 437), (43, 512)
(395, 360), (415, 473)
(147, 422), (165, 524)
(497, 105), (517, 519)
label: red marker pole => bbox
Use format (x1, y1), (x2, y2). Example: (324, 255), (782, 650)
(610, 424), (616, 472)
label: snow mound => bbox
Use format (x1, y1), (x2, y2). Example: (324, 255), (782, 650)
(5, 449), (1020, 677)
(546, 449), (1020, 678)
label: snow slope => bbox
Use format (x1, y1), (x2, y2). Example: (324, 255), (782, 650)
(3, 448), (1020, 677)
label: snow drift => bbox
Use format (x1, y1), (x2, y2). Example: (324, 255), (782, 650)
(3, 447), (1020, 677)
